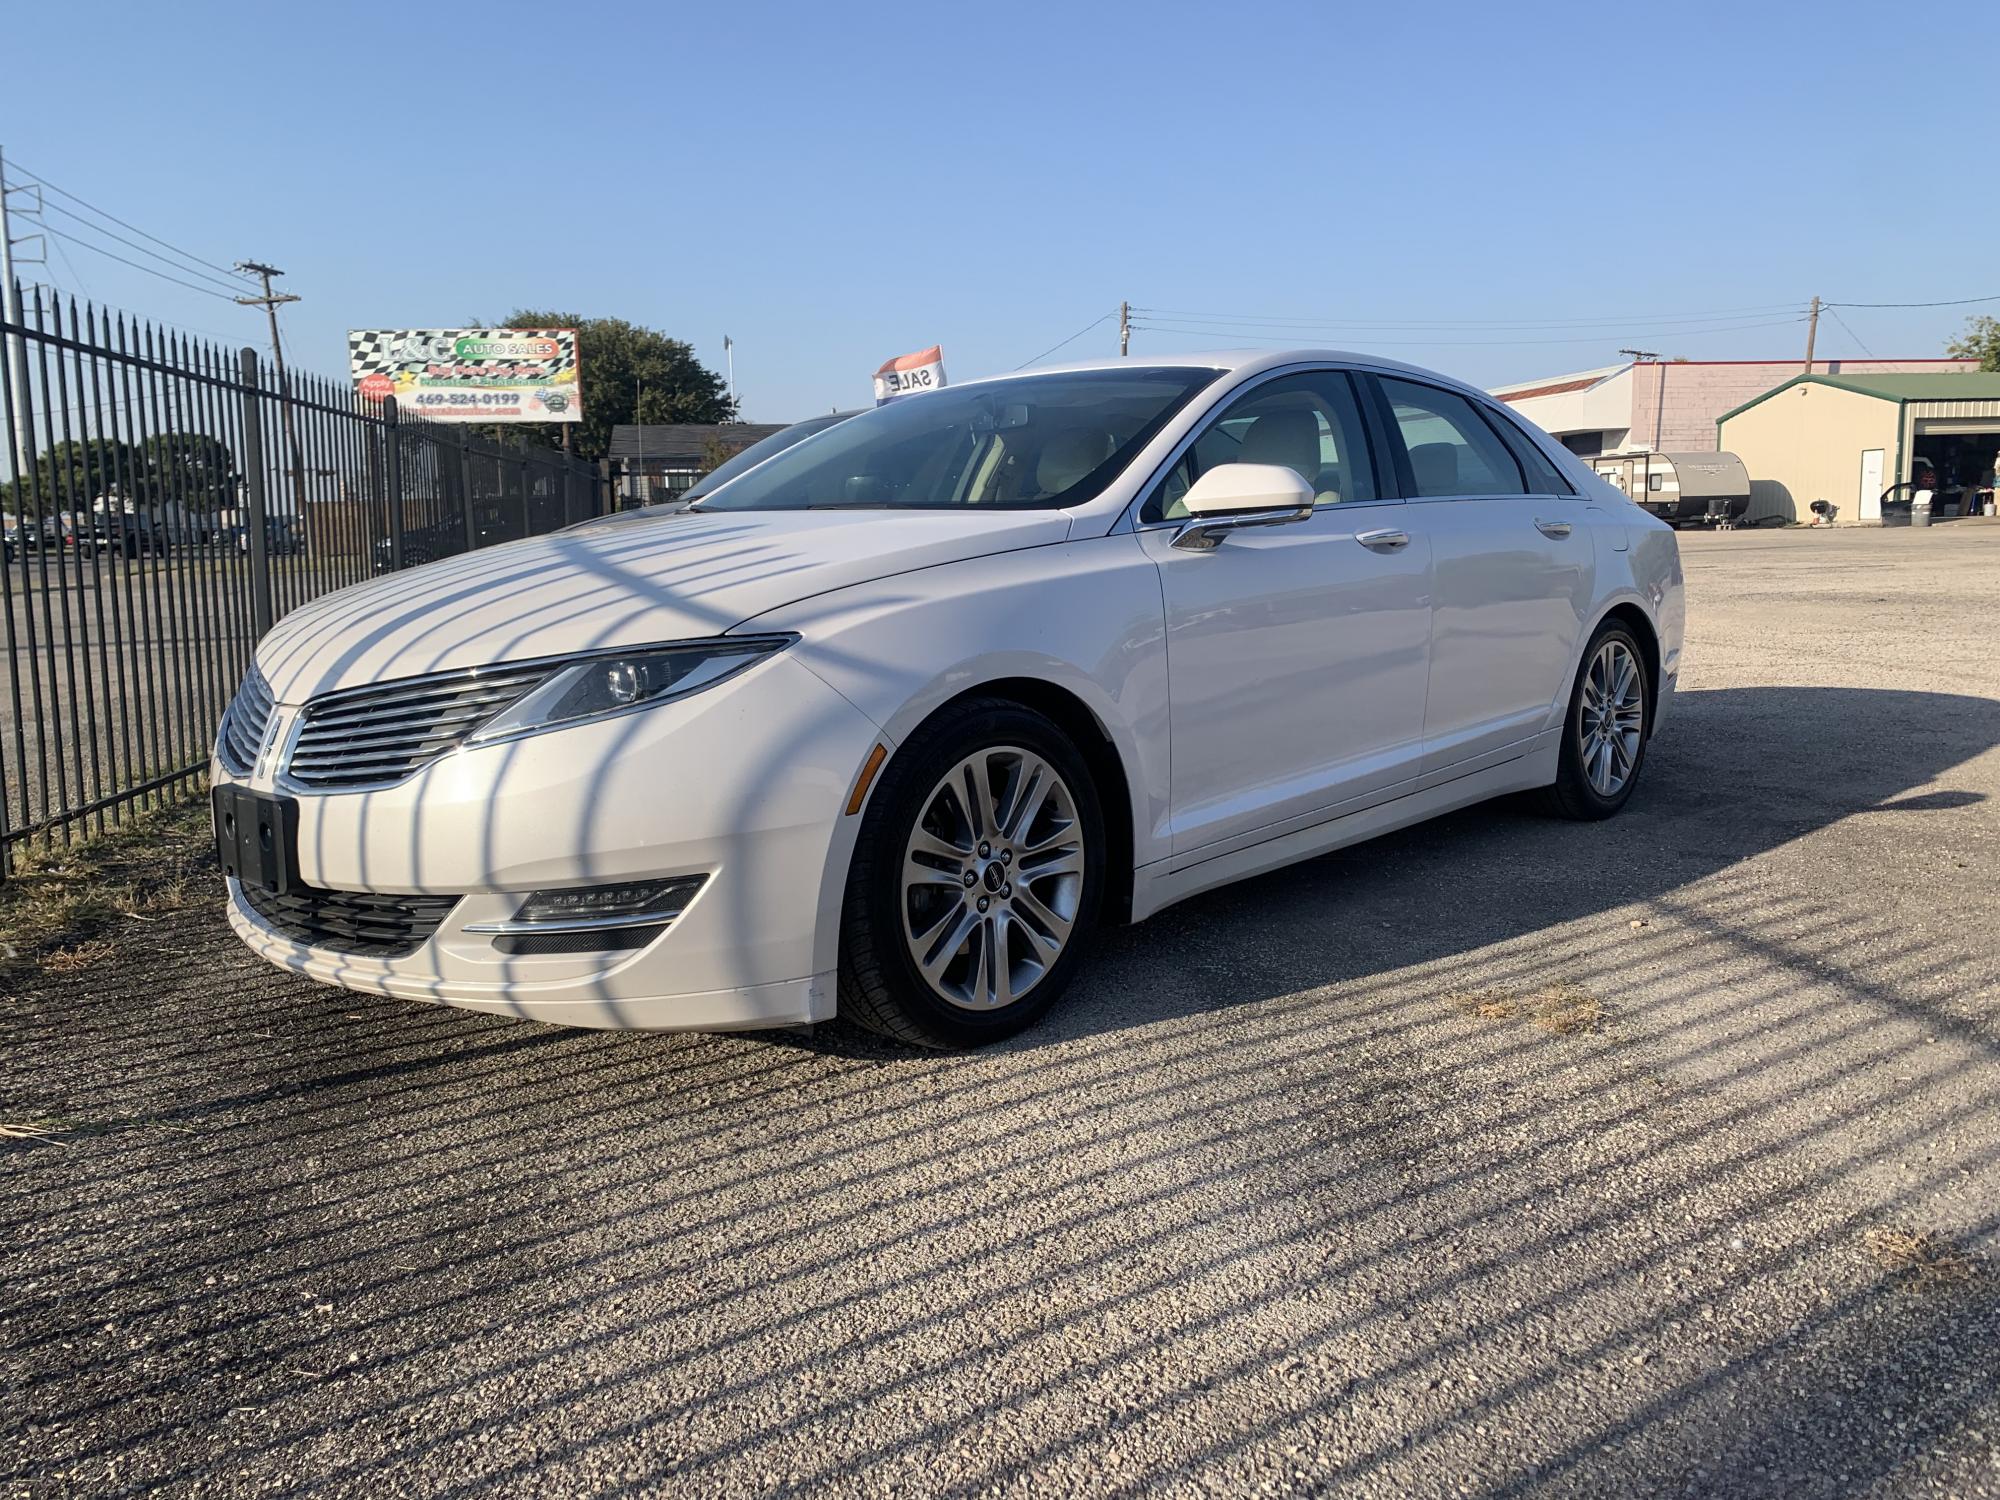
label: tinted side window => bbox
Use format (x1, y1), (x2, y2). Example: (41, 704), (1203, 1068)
(1143, 371), (1378, 523)
(1377, 377), (1527, 498)
(1483, 405), (1576, 495)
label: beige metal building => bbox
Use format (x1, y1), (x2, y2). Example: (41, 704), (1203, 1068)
(1716, 373), (2000, 524)
(1491, 357), (1975, 458)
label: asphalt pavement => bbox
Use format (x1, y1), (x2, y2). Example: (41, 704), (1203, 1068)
(4, 524), (1999, 1497)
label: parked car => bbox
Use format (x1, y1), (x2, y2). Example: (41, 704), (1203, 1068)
(212, 350), (1683, 1048)
(372, 515), (466, 574)
(234, 516), (304, 556)
(17, 515), (58, 553)
(79, 512), (172, 559)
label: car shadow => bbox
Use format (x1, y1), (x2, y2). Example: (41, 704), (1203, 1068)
(11, 686), (2000, 1496)
(782, 682), (2000, 1055)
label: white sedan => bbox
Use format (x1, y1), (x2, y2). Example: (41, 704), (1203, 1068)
(213, 350), (1682, 1048)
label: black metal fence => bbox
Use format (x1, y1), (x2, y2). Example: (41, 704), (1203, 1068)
(0, 285), (610, 877)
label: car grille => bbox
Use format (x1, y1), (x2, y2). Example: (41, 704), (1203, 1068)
(216, 666), (276, 775)
(239, 880), (459, 957)
(286, 664), (554, 790)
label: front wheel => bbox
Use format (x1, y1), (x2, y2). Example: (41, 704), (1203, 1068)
(839, 698), (1104, 1048)
(1544, 622), (1650, 821)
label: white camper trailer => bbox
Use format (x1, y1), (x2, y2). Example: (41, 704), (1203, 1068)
(1591, 451), (1751, 527)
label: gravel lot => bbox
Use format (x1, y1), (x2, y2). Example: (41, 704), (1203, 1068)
(5, 524), (1999, 1498)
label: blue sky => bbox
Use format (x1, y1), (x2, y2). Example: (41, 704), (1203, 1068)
(6, 0), (1997, 420)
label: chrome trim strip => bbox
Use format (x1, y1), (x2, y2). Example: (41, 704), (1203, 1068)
(295, 635), (796, 714)
(1169, 503), (1314, 552)
(461, 910), (686, 936)
(271, 634), (798, 796)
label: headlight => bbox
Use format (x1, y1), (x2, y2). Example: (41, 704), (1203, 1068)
(466, 636), (794, 746)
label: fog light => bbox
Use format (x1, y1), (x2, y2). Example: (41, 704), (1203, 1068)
(462, 876), (707, 935)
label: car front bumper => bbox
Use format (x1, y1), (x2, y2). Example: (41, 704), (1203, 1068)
(218, 653), (883, 1030)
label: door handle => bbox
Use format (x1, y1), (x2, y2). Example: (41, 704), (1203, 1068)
(1535, 518), (1573, 539)
(1355, 528), (1409, 551)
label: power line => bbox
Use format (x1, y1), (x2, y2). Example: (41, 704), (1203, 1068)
(1825, 306), (1875, 358)
(14, 280), (242, 344)
(2, 159), (252, 286)
(37, 200), (252, 297)
(39, 225), (245, 304)
(1825, 293), (2000, 309)
(1013, 310), (1117, 370)
(46, 232), (91, 298)
(1124, 316), (1811, 349)
(1131, 301), (1809, 331)
(1142, 309), (1812, 334)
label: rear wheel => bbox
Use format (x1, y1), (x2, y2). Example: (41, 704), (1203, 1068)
(1544, 621), (1650, 821)
(839, 698), (1104, 1048)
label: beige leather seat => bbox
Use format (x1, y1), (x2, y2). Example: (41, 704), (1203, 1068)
(1240, 409), (1338, 503)
(1159, 405), (1343, 521)
(1408, 441), (1459, 496)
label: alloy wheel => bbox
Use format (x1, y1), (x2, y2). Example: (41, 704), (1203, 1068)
(901, 745), (1086, 1011)
(1578, 639), (1645, 797)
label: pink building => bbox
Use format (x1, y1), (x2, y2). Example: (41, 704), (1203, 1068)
(1491, 357), (1978, 456)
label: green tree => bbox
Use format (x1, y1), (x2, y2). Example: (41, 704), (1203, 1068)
(482, 312), (736, 461)
(1, 437), (141, 516)
(2, 433), (242, 517)
(138, 432), (240, 512)
(699, 433), (751, 476)
(1946, 315), (2000, 372)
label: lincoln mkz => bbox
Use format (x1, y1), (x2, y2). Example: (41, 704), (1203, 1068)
(214, 351), (1682, 1047)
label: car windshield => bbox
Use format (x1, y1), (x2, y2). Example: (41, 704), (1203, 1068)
(685, 413), (855, 501)
(692, 366), (1221, 511)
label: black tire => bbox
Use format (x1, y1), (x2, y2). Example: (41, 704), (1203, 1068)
(1543, 620), (1651, 821)
(839, 697), (1105, 1049)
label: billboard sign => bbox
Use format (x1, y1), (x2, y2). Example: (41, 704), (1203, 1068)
(873, 344), (946, 406)
(348, 328), (582, 423)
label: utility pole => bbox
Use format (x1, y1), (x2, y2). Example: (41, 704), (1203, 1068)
(1802, 295), (1821, 373)
(1618, 349), (1661, 500)
(1118, 301), (1130, 358)
(235, 261), (307, 521)
(0, 146), (45, 483)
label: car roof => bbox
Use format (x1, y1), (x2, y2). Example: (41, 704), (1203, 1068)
(955, 347), (1496, 403)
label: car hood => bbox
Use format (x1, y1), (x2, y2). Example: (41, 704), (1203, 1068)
(253, 507), (1072, 703)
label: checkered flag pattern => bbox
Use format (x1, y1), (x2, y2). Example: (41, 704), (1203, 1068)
(347, 330), (579, 380)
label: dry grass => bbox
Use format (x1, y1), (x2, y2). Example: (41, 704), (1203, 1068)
(1450, 982), (1604, 1036)
(0, 1118), (70, 1144)
(1865, 1226), (1979, 1290)
(42, 938), (121, 974)
(1, 797), (213, 978)
(1, 1113), (198, 1146)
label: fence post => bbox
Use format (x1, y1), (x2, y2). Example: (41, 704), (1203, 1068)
(598, 457), (613, 517)
(516, 450), (530, 539)
(384, 396), (405, 572)
(237, 347), (275, 637)
(456, 428), (477, 554)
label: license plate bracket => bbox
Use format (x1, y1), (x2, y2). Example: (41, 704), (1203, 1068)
(213, 784), (299, 895)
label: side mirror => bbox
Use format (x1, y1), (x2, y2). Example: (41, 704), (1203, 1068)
(1171, 463), (1315, 551)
